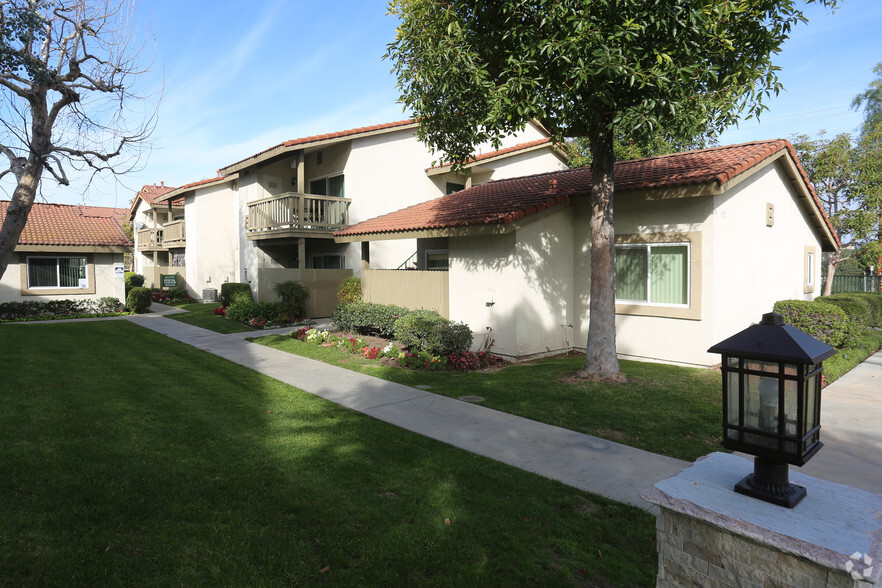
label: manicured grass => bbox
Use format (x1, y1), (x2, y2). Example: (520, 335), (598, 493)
(255, 335), (723, 462)
(822, 328), (882, 383)
(0, 321), (656, 587)
(163, 302), (256, 333)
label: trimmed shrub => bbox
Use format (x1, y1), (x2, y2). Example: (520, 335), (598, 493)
(95, 297), (123, 314)
(393, 309), (473, 356)
(220, 283), (252, 307)
(336, 276), (362, 304)
(124, 272), (144, 295)
(817, 293), (882, 328)
(126, 287), (152, 314)
(332, 301), (409, 338)
(772, 299), (857, 348)
(273, 280), (310, 319)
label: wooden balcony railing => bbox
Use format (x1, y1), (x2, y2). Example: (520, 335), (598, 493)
(246, 192), (351, 236)
(163, 220), (186, 246)
(136, 221), (185, 250)
(136, 227), (163, 249)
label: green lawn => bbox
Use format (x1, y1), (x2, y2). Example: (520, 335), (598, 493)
(0, 321), (656, 587)
(163, 302), (256, 333)
(255, 335), (724, 462)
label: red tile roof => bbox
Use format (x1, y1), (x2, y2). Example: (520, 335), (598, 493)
(1, 201), (133, 247)
(135, 183), (177, 205)
(178, 176), (226, 191)
(219, 119), (419, 174)
(128, 183), (182, 219)
(334, 139), (839, 248)
(427, 137), (556, 170)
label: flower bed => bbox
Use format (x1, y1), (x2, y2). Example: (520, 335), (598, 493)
(292, 328), (505, 372)
(152, 289), (193, 305)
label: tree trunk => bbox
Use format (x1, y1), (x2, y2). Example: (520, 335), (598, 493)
(0, 156), (44, 280)
(576, 129), (626, 383)
(822, 249), (840, 296)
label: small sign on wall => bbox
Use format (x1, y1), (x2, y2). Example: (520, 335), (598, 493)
(161, 274), (178, 288)
(114, 264), (124, 279)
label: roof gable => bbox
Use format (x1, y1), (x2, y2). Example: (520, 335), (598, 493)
(1, 201), (133, 248)
(218, 119), (420, 176)
(128, 183), (181, 219)
(334, 139), (838, 250)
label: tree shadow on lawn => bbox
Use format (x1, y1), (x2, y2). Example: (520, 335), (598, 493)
(0, 321), (656, 587)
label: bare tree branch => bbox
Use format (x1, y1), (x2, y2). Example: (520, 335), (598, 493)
(0, 0), (159, 280)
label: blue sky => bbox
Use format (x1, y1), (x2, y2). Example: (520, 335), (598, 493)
(19, 0), (882, 209)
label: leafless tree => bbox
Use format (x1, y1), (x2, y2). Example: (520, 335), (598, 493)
(0, 0), (156, 279)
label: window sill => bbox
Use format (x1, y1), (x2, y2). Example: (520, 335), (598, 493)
(615, 302), (701, 321)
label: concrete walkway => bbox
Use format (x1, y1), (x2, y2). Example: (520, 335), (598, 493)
(25, 304), (879, 508)
(126, 305), (688, 511)
(796, 345), (882, 495)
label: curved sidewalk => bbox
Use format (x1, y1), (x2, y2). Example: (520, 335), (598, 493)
(128, 307), (881, 506)
(126, 308), (688, 511)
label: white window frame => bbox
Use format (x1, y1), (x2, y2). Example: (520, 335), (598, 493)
(25, 256), (89, 290)
(804, 246), (817, 293)
(615, 242), (691, 308)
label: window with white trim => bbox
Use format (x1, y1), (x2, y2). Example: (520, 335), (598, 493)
(27, 256), (88, 289)
(804, 247), (817, 293)
(615, 243), (689, 306)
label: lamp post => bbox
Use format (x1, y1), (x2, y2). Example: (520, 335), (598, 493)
(708, 312), (837, 508)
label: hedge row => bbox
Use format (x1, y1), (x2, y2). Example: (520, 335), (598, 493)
(772, 294), (882, 348)
(816, 292), (882, 328)
(332, 302), (410, 338)
(0, 298), (123, 320)
(332, 302), (472, 355)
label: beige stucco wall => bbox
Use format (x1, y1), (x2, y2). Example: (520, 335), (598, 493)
(0, 251), (126, 304)
(183, 122), (566, 301)
(706, 161), (825, 352)
(449, 157), (831, 366)
(186, 182), (241, 299)
(449, 208), (576, 358)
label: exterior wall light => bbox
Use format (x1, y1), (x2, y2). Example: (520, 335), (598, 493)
(708, 312), (837, 508)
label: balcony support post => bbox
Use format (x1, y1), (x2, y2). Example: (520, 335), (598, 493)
(298, 238), (306, 271)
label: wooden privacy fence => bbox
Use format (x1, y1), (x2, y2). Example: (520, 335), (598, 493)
(257, 268), (352, 318)
(830, 275), (881, 294)
(362, 269), (449, 318)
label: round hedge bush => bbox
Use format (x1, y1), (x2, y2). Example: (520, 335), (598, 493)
(126, 287), (152, 314)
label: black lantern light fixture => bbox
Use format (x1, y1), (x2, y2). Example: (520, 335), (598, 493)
(708, 312), (837, 508)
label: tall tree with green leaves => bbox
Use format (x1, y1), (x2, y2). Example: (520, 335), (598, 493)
(0, 0), (156, 281)
(851, 62), (882, 276)
(387, 0), (839, 381)
(790, 132), (880, 294)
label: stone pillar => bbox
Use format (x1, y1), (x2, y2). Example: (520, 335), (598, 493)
(641, 452), (882, 587)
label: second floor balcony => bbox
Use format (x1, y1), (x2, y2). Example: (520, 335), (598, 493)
(246, 192), (351, 240)
(137, 219), (186, 251)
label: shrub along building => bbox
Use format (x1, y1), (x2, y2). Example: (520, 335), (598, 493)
(151, 119), (568, 316)
(0, 201), (131, 303)
(334, 140), (840, 367)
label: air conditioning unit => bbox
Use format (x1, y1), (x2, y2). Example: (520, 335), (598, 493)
(202, 288), (218, 302)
